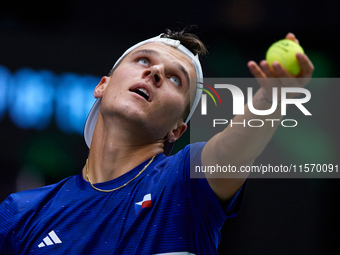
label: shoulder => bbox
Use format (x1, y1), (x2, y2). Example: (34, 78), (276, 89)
(142, 142), (206, 191)
(2, 175), (76, 213)
(153, 142), (206, 178)
(0, 176), (77, 251)
(169, 141), (206, 164)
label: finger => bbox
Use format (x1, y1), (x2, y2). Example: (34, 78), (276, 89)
(247, 61), (266, 78)
(285, 32), (299, 44)
(272, 62), (294, 78)
(260, 60), (289, 89)
(296, 53), (314, 78)
(270, 61), (302, 89)
(259, 60), (276, 78)
(247, 61), (272, 90)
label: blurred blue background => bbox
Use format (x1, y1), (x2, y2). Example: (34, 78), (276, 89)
(1, 0), (339, 254)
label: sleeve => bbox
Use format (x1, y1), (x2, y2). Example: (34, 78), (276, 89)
(183, 142), (247, 220)
(0, 195), (18, 254)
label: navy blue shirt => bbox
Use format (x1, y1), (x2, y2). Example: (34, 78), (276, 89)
(0, 142), (245, 255)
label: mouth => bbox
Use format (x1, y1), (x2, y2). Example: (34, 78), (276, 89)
(129, 87), (150, 102)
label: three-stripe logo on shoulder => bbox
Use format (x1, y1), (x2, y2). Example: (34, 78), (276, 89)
(38, 230), (62, 248)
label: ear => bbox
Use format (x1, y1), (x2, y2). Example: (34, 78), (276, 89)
(94, 76), (110, 98)
(166, 122), (187, 143)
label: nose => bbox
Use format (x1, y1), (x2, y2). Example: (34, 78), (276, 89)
(142, 65), (163, 87)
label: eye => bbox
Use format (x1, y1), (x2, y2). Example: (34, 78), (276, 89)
(137, 57), (149, 66)
(170, 76), (181, 86)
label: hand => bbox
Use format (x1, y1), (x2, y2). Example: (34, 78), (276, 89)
(247, 33), (314, 100)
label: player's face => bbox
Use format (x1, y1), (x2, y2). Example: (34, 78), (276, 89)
(97, 42), (197, 142)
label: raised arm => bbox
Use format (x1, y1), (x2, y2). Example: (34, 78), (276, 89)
(202, 33), (314, 200)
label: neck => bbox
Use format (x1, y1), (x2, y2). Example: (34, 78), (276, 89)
(82, 115), (165, 184)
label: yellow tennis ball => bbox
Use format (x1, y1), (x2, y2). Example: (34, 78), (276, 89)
(266, 39), (304, 76)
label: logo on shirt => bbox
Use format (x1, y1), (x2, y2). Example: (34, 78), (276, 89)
(135, 194), (152, 215)
(38, 230), (62, 248)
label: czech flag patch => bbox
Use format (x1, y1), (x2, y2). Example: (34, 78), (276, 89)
(135, 194), (152, 215)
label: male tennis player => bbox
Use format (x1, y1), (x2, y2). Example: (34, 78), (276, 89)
(0, 29), (313, 254)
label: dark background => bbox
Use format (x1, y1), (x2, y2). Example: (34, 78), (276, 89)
(1, 0), (339, 254)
